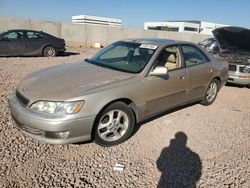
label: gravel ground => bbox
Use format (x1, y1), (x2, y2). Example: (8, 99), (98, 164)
(0, 48), (250, 188)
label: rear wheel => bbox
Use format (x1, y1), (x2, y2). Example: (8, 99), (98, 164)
(201, 79), (219, 106)
(94, 102), (135, 147)
(43, 46), (56, 57)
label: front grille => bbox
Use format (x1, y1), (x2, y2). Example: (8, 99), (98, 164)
(239, 66), (250, 73)
(16, 90), (29, 106)
(229, 64), (237, 71)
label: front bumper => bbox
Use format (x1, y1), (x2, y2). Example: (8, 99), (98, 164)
(9, 92), (95, 144)
(228, 72), (250, 85)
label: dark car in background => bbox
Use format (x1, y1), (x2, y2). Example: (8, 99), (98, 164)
(0, 30), (66, 57)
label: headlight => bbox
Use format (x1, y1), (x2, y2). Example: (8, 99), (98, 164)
(242, 67), (250, 73)
(30, 101), (84, 114)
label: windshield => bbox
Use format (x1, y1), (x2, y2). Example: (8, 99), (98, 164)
(87, 41), (157, 73)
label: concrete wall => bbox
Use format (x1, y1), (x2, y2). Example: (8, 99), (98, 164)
(0, 17), (212, 47)
(30, 20), (61, 37)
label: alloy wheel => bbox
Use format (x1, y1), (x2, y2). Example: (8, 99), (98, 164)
(44, 46), (56, 57)
(97, 110), (129, 142)
(206, 82), (218, 103)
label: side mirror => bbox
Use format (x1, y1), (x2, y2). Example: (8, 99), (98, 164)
(149, 66), (168, 76)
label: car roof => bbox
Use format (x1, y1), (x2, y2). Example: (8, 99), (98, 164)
(6, 29), (42, 32)
(121, 38), (195, 47)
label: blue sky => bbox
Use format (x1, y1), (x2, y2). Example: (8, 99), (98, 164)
(0, 0), (249, 28)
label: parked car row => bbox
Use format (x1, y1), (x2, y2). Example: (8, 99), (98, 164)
(198, 26), (250, 88)
(9, 38), (229, 146)
(0, 29), (65, 57)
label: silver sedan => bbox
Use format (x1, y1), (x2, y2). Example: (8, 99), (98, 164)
(9, 39), (229, 146)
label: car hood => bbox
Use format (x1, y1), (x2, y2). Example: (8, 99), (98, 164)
(17, 61), (135, 102)
(213, 27), (250, 53)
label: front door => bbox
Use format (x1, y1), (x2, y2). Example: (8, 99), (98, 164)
(0, 31), (25, 56)
(144, 45), (187, 117)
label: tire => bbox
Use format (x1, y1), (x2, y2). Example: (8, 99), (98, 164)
(201, 79), (219, 106)
(94, 102), (135, 147)
(43, 46), (56, 57)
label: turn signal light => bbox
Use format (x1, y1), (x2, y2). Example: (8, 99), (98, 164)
(239, 76), (250, 78)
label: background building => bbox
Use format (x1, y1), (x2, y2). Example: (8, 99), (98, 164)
(144, 20), (229, 35)
(72, 14), (122, 27)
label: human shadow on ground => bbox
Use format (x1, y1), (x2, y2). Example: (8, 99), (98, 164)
(157, 132), (202, 188)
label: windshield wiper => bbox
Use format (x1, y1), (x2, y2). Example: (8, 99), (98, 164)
(85, 58), (137, 74)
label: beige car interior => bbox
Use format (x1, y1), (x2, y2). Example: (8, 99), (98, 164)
(164, 47), (182, 70)
(155, 46), (182, 71)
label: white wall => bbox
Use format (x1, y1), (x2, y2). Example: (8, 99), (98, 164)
(200, 22), (229, 35)
(0, 17), (212, 47)
(144, 22), (200, 33)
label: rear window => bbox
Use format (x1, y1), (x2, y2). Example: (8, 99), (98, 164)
(27, 32), (45, 39)
(181, 45), (210, 67)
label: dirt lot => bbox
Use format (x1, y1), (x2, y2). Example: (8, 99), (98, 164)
(0, 48), (250, 188)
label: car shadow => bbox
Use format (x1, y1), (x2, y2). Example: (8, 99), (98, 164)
(75, 102), (199, 146)
(132, 101), (199, 137)
(0, 51), (80, 58)
(225, 82), (249, 88)
(157, 132), (202, 188)
(58, 51), (80, 57)
(73, 140), (93, 145)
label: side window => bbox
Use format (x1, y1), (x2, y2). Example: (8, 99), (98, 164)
(154, 45), (182, 71)
(181, 45), (209, 67)
(1, 31), (24, 40)
(27, 32), (44, 39)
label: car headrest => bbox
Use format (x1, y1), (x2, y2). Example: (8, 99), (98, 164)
(167, 54), (176, 63)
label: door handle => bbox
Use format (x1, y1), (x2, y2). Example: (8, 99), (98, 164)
(179, 75), (185, 80)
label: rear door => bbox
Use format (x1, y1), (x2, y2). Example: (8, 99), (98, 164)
(24, 31), (46, 55)
(144, 45), (188, 117)
(180, 45), (214, 101)
(0, 31), (25, 56)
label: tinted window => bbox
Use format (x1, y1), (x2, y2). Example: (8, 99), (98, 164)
(26, 32), (45, 39)
(1, 31), (24, 40)
(181, 45), (209, 67)
(148, 26), (179, 32)
(155, 45), (182, 71)
(88, 42), (156, 73)
(184, 27), (198, 32)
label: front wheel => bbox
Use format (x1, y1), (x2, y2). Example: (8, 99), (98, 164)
(94, 102), (135, 147)
(201, 79), (219, 106)
(43, 46), (56, 57)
